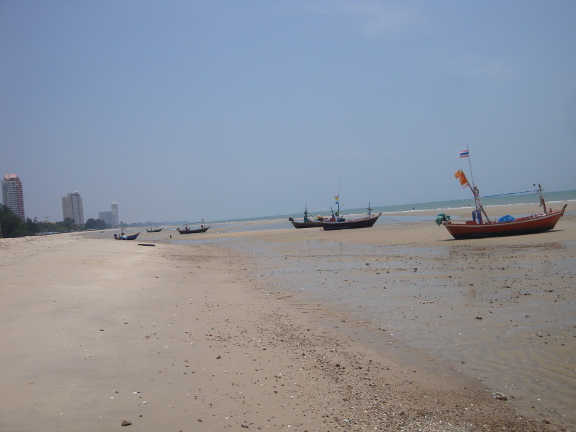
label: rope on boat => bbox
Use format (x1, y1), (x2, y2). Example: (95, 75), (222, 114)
(481, 189), (539, 198)
(562, 212), (576, 224)
(400, 224), (447, 246)
(375, 216), (448, 246)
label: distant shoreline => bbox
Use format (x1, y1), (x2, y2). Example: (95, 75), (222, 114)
(139, 190), (575, 227)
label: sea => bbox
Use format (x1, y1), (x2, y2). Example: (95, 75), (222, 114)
(204, 189), (576, 233)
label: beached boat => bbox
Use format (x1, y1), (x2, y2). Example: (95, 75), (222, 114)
(288, 206), (323, 228)
(289, 218), (322, 228)
(146, 226), (163, 233)
(114, 232), (140, 240)
(321, 214), (380, 230)
(441, 166), (566, 239)
(178, 224), (210, 234)
(320, 198), (380, 231)
(443, 208), (566, 239)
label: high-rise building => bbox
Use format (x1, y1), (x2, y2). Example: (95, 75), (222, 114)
(98, 211), (112, 226)
(1, 174), (26, 221)
(111, 202), (118, 226)
(97, 203), (119, 227)
(62, 192), (84, 225)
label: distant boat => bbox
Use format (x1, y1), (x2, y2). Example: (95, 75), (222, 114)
(441, 163), (567, 239)
(289, 206), (323, 228)
(114, 232), (140, 240)
(146, 226), (163, 233)
(320, 198), (380, 231)
(178, 223), (210, 234)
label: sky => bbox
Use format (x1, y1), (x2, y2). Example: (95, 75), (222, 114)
(1, 0), (575, 224)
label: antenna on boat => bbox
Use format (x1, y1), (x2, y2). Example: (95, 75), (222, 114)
(465, 144), (477, 189)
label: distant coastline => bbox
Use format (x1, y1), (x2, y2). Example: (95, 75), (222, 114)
(212, 189), (576, 224)
(142, 189), (575, 228)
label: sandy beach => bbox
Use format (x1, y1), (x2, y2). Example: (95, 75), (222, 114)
(1, 202), (574, 431)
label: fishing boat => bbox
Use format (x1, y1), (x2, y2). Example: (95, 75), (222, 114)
(320, 198), (381, 231)
(441, 154), (567, 239)
(114, 232), (140, 240)
(288, 206), (323, 228)
(146, 226), (163, 233)
(321, 214), (380, 230)
(178, 224), (210, 234)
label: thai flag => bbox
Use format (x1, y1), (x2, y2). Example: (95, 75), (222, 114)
(459, 150), (469, 158)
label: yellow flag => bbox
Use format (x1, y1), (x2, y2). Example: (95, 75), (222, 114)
(454, 170), (469, 188)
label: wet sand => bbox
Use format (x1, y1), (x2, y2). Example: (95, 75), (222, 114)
(1, 202), (574, 431)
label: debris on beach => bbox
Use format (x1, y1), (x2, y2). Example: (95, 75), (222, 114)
(493, 392), (510, 401)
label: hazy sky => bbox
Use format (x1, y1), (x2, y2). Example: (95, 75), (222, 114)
(1, 0), (575, 223)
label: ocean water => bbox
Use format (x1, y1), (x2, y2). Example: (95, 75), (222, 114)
(206, 189), (576, 233)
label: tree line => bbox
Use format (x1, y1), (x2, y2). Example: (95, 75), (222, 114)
(0, 205), (110, 238)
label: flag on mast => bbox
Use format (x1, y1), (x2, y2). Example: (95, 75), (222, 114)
(454, 170), (469, 188)
(459, 149), (469, 158)
(334, 194), (339, 204)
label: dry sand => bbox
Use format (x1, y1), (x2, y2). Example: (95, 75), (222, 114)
(1, 203), (574, 431)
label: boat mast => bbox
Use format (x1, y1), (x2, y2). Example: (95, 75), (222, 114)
(336, 179), (341, 217)
(367, 202), (372, 217)
(536, 183), (547, 213)
(471, 184), (491, 223)
(463, 147), (491, 223)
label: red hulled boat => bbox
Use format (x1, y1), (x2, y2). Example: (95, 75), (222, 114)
(443, 206), (566, 239)
(442, 168), (566, 239)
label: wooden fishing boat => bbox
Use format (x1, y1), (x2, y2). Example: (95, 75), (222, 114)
(288, 206), (323, 228)
(114, 232), (140, 240)
(321, 214), (380, 230)
(178, 224), (210, 234)
(289, 218), (322, 228)
(443, 207), (567, 239)
(146, 226), (163, 233)
(442, 163), (566, 239)
(320, 199), (380, 231)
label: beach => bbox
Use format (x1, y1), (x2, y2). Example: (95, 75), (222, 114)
(1, 202), (574, 431)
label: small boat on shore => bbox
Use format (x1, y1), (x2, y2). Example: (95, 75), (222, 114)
(114, 232), (140, 240)
(441, 164), (566, 239)
(443, 207), (566, 239)
(321, 214), (380, 230)
(320, 198), (380, 231)
(178, 224), (210, 234)
(146, 226), (163, 233)
(288, 206), (323, 228)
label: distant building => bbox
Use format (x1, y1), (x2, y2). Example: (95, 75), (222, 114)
(111, 202), (118, 226)
(62, 192), (84, 225)
(98, 203), (119, 227)
(1, 174), (26, 221)
(98, 211), (112, 226)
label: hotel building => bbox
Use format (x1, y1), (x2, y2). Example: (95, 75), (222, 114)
(111, 202), (118, 226)
(62, 192), (84, 225)
(1, 174), (26, 221)
(98, 202), (119, 227)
